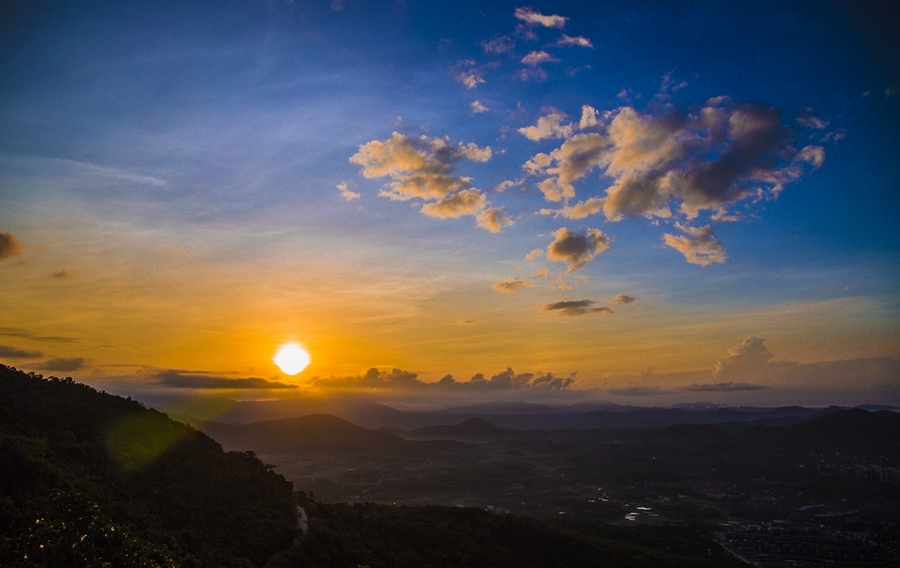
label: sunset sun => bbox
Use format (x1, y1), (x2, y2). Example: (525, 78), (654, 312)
(273, 343), (310, 375)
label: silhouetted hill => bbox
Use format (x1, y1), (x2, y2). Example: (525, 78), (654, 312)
(789, 408), (900, 446)
(201, 413), (407, 454)
(405, 417), (512, 440)
(0, 364), (298, 567)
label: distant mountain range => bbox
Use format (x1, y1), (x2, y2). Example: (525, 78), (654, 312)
(161, 394), (897, 432)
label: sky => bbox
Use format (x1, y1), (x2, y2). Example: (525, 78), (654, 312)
(1, 0), (898, 409)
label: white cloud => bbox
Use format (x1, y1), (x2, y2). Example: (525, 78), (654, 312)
(663, 224), (727, 266)
(514, 7), (567, 29)
(553, 34), (592, 48)
(350, 132), (492, 220)
(517, 110), (573, 141)
(521, 51), (559, 66)
(336, 181), (360, 201)
(470, 100), (489, 114)
(482, 36), (515, 54)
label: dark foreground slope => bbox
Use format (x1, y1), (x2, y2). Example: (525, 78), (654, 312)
(0, 365), (298, 567)
(268, 496), (745, 568)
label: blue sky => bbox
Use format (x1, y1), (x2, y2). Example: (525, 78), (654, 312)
(0, 1), (898, 407)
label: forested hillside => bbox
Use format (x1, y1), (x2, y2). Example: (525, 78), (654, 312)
(0, 365), (298, 567)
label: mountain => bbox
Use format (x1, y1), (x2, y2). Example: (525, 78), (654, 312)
(201, 413), (407, 454)
(404, 417), (513, 440)
(0, 364), (298, 567)
(789, 408), (900, 446)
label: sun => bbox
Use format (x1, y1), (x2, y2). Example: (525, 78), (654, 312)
(273, 343), (311, 375)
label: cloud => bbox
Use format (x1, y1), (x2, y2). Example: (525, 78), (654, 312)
(524, 132), (609, 201)
(544, 196), (605, 219)
(0, 231), (24, 260)
(533, 267), (549, 278)
(453, 69), (484, 89)
(420, 188), (486, 218)
(40, 357), (88, 372)
(51, 270), (73, 279)
(546, 227), (610, 272)
(470, 100), (489, 114)
(514, 7), (567, 28)
(796, 115), (829, 129)
(663, 224), (728, 266)
(525, 248), (544, 261)
(714, 336), (775, 380)
(613, 294), (636, 305)
(682, 382), (768, 392)
(0, 344), (43, 359)
(523, 99), (824, 229)
(516, 67), (548, 82)
(493, 278), (532, 294)
(307, 367), (575, 392)
(477, 207), (513, 232)
(541, 299), (613, 316)
(336, 181), (360, 201)
(156, 371), (298, 390)
(608, 386), (667, 396)
(521, 51), (559, 66)
(350, 132), (492, 219)
(518, 110), (573, 141)
(553, 34), (592, 48)
(0, 327), (79, 343)
(483, 36), (515, 54)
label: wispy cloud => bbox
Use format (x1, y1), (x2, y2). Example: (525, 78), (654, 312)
(514, 7), (567, 29)
(40, 357), (88, 372)
(521, 51), (558, 66)
(552, 34), (592, 48)
(613, 294), (636, 305)
(541, 299), (613, 316)
(663, 224), (728, 266)
(336, 181), (360, 201)
(470, 100), (489, 114)
(0, 327), (80, 343)
(493, 278), (532, 294)
(0, 344), (43, 359)
(156, 371), (298, 390)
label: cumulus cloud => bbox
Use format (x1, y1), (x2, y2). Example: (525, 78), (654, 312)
(532, 267), (550, 278)
(493, 278), (532, 294)
(663, 224), (727, 266)
(553, 34), (592, 48)
(514, 7), (567, 28)
(525, 248), (544, 261)
(523, 99), (825, 228)
(0, 344), (43, 359)
(471, 100), (489, 114)
(544, 196), (605, 219)
(518, 110), (574, 141)
(521, 51), (559, 66)
(307, 367), (575, 391)
(546, 227), (610, 272)
(541, 299), (613, 316)
(0, 231), (24, 260)
(336, 181), (360, 201)
(156, 371), (298, 390)
(40, 357), (88, 372)
(452, 63), (485, 89)
(714, 336), (775, 380)
(350, 132), (492, 220)
(613, 294), (636, 305)
(477, 207), (513, 232)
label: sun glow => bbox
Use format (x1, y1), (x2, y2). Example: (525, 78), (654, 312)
(273, 343), (311, 375)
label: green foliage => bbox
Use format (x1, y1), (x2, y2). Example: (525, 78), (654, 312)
(0, 365), (298, 567)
